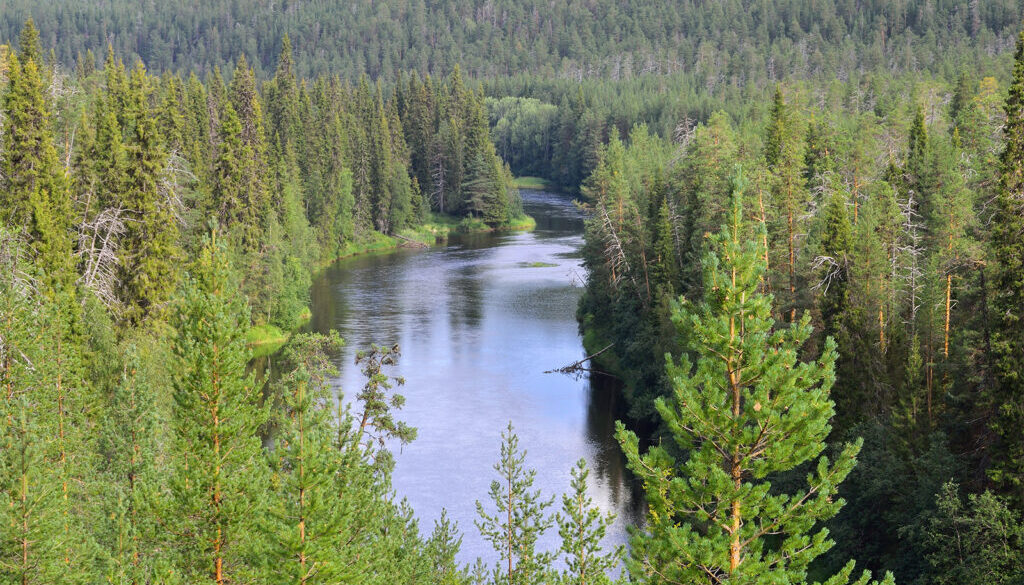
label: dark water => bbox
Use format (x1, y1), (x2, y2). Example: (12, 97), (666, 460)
(306, 190), (643, 564)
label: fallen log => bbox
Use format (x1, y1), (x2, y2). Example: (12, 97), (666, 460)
(545, 343), (615, 376)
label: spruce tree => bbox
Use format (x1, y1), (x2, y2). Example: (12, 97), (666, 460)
(120, 64), (181, 321)
(16, 17), (41, 65)
(475, 422), (554, 585)
(818, 186), (854, 342)
(762, 89), (807, 322)
(1, 50), (74, 292)
(616, 172), (893, 585)
(988, 28), (1024, 504)
(228, 55), (271, 251)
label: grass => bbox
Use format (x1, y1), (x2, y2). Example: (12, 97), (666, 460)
(420, 212), (536, 234)
(513, 176), (554, 190)
(295, 306), (312, 326)
(520, 261), (558, 268)
(336, 231), (398, 259)
(246, 324), (290, 358)
(504, 214), (537, 231)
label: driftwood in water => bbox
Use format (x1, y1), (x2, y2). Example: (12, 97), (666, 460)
(545, 343), (615, 377)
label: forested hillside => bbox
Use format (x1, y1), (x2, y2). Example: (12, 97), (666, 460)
(3, 0), (1022, 80)
(577, 26), (1024, 585)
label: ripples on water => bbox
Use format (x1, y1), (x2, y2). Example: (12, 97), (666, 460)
(306, 189), (643, 565)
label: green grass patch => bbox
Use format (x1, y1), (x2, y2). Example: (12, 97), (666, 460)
(513, 176), (554, 190)
(404, 218), (453, 243)
(337, 231), (397, 259)
(457, 216), (490, 233)
(503, 214), (537, 231)
(295, 306), (312, 326)
(520, 261), (558, 268)
(246, 324), (289, 358)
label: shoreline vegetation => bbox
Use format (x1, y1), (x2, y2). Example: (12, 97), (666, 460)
(512, 176), (556, 191)
(246, 210), (536, 355)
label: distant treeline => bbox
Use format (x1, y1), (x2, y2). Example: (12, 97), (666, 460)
(1, 0), (1021, 81)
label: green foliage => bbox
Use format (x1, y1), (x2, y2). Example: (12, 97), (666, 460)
(427, 510), (470, 585)
(119, 63), (182, 322)
(161, 236), (267, 583)
(988, 28), (1024, 504)
(263, 332), (366, 584)
(4, 0), (1023, 83)
(1, 52), (74, 292)
(475, 422), (555, 585)
(555, 459), (622, 585)
(616, 176), (888, 585)
(2, 10), (1024, 585)
(0, 230), (68, 585)
(908, 483), (1024, 585)
(353, 344), (417, 451)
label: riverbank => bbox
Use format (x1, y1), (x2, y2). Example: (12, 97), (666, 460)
(246, 212), (536, 355)
(513, 176), (556, 190)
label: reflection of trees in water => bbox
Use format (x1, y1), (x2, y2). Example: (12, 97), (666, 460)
(307, 262), (341, 333)
(584, 371), (646, 525)
(521, 190), (586, 234)
(446, 257), (485, 333)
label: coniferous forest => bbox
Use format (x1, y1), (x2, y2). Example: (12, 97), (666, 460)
(2, 3), (1024, 585)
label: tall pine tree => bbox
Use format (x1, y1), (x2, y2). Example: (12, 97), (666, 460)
(161, 235), (267, 584)
(616, 172), (893, 585)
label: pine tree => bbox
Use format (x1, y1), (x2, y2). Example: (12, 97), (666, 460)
(987, 28), (1024, 504)
(161, 235), (267, 584)
(263, 332), (384, 585)
(353, 344), (417, 450)
(425, 510), (468, 585)
(616, 172), (893, 585)
(475, 422), (554, 585)
(96, 341), (162, 583)
(555, 459), (622, 585)
(0, 230), (66, 585)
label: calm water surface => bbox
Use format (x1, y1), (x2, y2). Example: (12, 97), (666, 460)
(307, 190), (643, 564)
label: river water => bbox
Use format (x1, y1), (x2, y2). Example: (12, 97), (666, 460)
(306, 189), (643, 565)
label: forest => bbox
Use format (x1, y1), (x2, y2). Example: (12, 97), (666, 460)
(1, 2), (1024, 584)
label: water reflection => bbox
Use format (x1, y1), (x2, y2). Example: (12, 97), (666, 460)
(307, 189), (643, 564)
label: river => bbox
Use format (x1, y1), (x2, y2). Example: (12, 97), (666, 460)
(305, 189), (643, 565)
